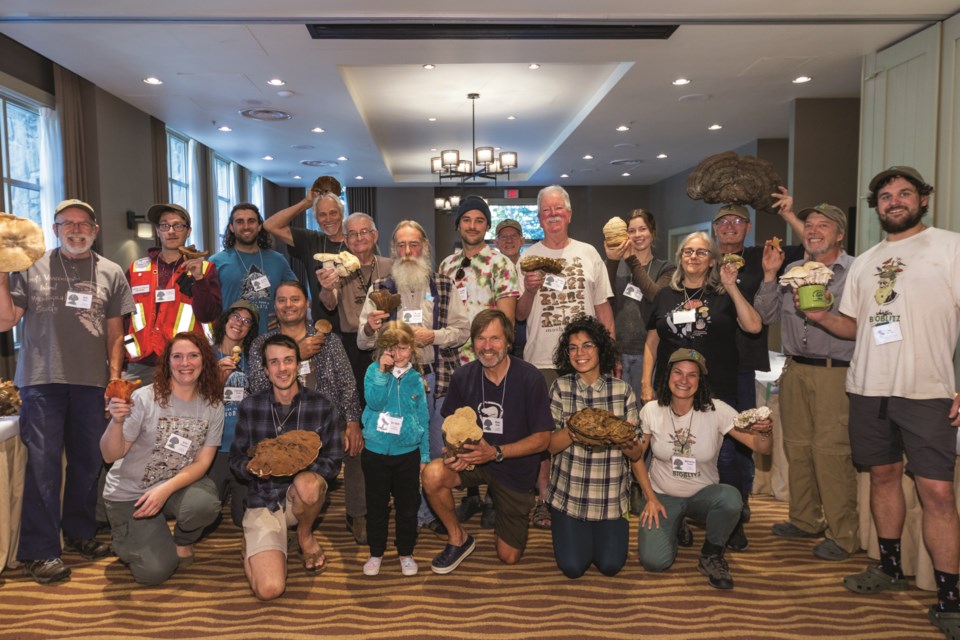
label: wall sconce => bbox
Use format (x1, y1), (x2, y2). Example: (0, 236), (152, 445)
(126, 210), (154, 239)
(434, 195), (462, 213)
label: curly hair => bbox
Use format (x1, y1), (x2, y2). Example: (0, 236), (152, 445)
(211, 307), (259, 356)
(655, 362), (716, 412)
(153, 332), (223, 409)
(867, 174), (934, 215)
(375, 321), (423, 371)
(553, 314), (620, 375)
(223, 203), (273, 249)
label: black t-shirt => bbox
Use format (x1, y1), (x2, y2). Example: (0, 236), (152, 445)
(646, 286), (740, 403)
(289, 227), (343, 332)
(441, 357), (553, 493)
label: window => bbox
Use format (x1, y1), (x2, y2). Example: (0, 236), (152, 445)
(247, 172), (263, 213)
(484, 200), (543, 244)
(213, 155), (237, 247)
(1, 96), (41, 229)
(166, 129), (199, 247)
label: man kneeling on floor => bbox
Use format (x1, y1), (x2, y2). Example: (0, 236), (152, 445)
(421, 309), (552, 574)
(230, 334), (343, 600)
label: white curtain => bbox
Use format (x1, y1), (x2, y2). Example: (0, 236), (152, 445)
(187, 137), (203, 248)
(38, 105), (64, 246)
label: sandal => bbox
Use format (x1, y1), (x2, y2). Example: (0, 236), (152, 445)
(532, 500), (551, 530)
(300, 537), (327, 574)
(842, 565), (908, 594)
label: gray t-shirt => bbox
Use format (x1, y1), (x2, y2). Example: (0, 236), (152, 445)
(10, 249), (134, 388)
(103, 384), (224, 502)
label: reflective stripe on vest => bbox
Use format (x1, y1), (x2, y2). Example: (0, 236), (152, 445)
(130, 302), (146, 332)
(124, 332), (142, 358)
(173, 302), (196, 335)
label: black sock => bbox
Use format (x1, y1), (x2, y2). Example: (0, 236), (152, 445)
(465, 486), (480, 500)
(877, 537), (904, 579)
(936, 569), (960, 612)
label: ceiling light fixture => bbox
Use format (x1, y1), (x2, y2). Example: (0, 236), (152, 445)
(621, 172), (631, 177)
(434, 195), (462, 212)
(430, 93), (518, 185)
(262, 155), (274, 161)
(672, 78), (690, 86)
(293, 175), (302, 180)
(528, 63), (541, 70)
(423, 64), (436, 70)
(338, 156), (348, 161)
(143, 77), (162, 85)
(793, 75), (812, 84)
(583, 154), (593, 160)
(616, 125), (630, 132)
(507, 115), (516, 120)
(428, 117), (437, 122)
(355, 176), (363, 180)
(657, 153), (668, 159)
(311, 127), (325, 133)
(267, 78), (285, 86)
(217, 125), (232, 132)
(708, 123), (723, 131)
(560, 173), (569, 178)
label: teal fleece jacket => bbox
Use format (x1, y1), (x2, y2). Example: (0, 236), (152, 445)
(361, 362), (431, 464)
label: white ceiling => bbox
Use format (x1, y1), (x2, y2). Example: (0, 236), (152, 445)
(1, 1), (957, 188)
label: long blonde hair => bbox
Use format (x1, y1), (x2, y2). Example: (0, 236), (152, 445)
(668, 231), (725, 294)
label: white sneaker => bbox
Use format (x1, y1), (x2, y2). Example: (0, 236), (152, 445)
(363, 556), (382, 576)
(399, 555), (418, 576)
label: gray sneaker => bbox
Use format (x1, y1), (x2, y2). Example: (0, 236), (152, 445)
(698, 554), (734, 589)
(771, 521), (824, 539)
(23, 558), (71, 585)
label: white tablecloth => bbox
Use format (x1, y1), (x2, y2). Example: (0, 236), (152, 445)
(0, 416), (24, 573)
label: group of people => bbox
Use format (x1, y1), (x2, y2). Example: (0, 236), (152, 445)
(5, 166), (960, 637)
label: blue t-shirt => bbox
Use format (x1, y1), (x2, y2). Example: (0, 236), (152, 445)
(209, 248), (296, 335)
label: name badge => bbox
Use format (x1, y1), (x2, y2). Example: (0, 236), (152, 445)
(623, 283), (644, 302)
(457, 286), (468, 302)
(481, 416), (504, 434)
(377, 412), (404, 435)
(298, 360), (311, 376)
(401, 308), (424, 324)
(155, 288), (176, 303)
(164, 434), (193, 455)
(250, 274), (270, 292)
(672, 309), (696, 325)
(671, 455), (697, 474)
(131, 284), (151, 296)
(873, 322), (903, 346)
(543, 274), (566, 291)
(223, 387), (245, 402)
(132, 257), (151, 272)
(66, 291), (93, 309)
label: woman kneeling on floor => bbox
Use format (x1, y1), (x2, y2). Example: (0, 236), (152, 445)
(101, 332), (224, 585)
(547, 315), (644, 578)
(635, 348), (771, 589)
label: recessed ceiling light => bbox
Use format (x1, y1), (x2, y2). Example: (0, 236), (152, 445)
(262, 155), (273, 161)
(560, 173), (569, 178)
(657, 153), (668, 159)
(708, 124), (723, 131)
(311, 127), (324, 133)
(267, 78), (285, 86)
(494, 147), (501, 151)
(672, 78), (691, 86)
(355, 175), (364, 180)
(507, 115), (516, 120)
(528, 63), (541, 70)
(583, 154), (593, 160)
(616, 125), (630, 132)
(430, 147), (438, 152)
(422, 64), (435, 70)
(621, 172), (631, 177)
(428, 117), (437, 122)
(142, 77), (162, 85)
(337, 156), (348, 161)
(277, 90), (294, 98)
(293, 175), (302, 180)
(793, 75), (813, 84)
(217, 125), (232, 132)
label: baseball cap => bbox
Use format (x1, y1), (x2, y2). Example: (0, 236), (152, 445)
(454, 195), (491, 227)
(868, 166), (927, 193)
(227, 299), (260, 327)
(496, 219), (522, 236)
(147, 203), (191, 226)
(667, 348), (708, 375)
(797, 203), (847, 233)
(55, 199), (96, 221)
(713, 204), (750, 223)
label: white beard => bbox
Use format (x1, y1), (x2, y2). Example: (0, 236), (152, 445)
(392, 255), (433, 291)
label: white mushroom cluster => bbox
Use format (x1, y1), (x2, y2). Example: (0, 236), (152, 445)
(733, 406), (771, 430)
(313, 251), (361, 278)
(778, 261), (834, 289)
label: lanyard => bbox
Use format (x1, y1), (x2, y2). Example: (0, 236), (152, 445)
(480, 365), (508, 411)
(58, 249), (96, 291)
(235, 249), (264, 274)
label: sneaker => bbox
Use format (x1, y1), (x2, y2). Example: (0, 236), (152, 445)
(455, 496), (483, 523)
(480, 501), (496, 529)
(812, 538), (851, 561)
(928, 605), (960, 640)
(363, 556), (383, 576)
(399, 555), (419, 576)
(771, 521), (824, 539)
(64, 537), (112, 560)
(677, 521), (694, 548)
(698, 554), (734, 590)
(726, 523), (749, 552)
(346, 515), (368, 545)
(431, 534), (476, 575)
(22, 558), (71, 585)
(422, 518), (448, 538)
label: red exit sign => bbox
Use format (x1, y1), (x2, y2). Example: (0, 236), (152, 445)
(503, 189), (519, 199)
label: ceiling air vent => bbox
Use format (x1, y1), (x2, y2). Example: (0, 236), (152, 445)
(306, 23), (678, 40)
(300, 160), (340, 168)
(239, 108), (292, 121)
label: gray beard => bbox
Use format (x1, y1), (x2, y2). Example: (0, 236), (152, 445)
(392, 256), (433, 291)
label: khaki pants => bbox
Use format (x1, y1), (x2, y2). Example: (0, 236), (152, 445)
(779, 361), (859, 552)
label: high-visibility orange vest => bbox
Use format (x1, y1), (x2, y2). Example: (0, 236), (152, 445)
(124, 255), (213, 362)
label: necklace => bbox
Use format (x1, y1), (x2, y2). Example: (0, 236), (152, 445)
(669, 405), (694, 448)
(57, 249), (96, 292)
(356, 256), (377, 294)
(682, 284), (707, 309)
(271, 400), (302, 436)
(235, 248), (264, 274)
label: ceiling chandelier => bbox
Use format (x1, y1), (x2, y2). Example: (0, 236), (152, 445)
(430, 93), (518, 184)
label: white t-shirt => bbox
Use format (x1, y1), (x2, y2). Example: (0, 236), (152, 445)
(522, 239), (613, 368)
(840, 227), (960, 399)
(639, 400), (736, 498)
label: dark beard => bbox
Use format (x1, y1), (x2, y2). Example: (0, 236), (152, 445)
(879, 208), (924, 234)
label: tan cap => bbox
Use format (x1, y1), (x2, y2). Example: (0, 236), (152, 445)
(55, 199), (96, 221)
(797, 203), (847, 234)
(227, 299), (260, 326)
(667, 348), (708, 375)
(713, 204), (750, 223)
(147, 203), (191, 226)
(868, 166), (927, 193)
(495, 219), (522, 236)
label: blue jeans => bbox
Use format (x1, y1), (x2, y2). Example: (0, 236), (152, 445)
(551, 508), (629, 578)
(716, 375), (757, 502)
(620, 352), (644, 399)
(17, 384), (108, 560)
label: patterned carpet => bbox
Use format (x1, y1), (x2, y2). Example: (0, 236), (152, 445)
(0, 488), (944, 640)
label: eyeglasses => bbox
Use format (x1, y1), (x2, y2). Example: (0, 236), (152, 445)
(680, 248), (711, 258)
(345, 228), (374, 241)
(158, 222), (188, 232)
(55, 220), (96, 231)
(714, 218), (746, 227)
(455, 257), (471, 281)
(229, 313), (253, 327)
(567, 342), (597, 354)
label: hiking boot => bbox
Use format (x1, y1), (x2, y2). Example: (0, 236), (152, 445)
(63, 537), (112, 560)
(480, 499), (496, 529)
(455, 495), (483, 523)
(726, 523), (749, 552)
(422, 518), (448, 538)
(23, 558), (71, 585)
(771, 521), (824, 539)
(431, 534), (475, 575)
(677, 521), (694, 548)
(698, 554), (734, 589)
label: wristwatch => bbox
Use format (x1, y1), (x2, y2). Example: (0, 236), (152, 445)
(494, 445), (504, 463)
